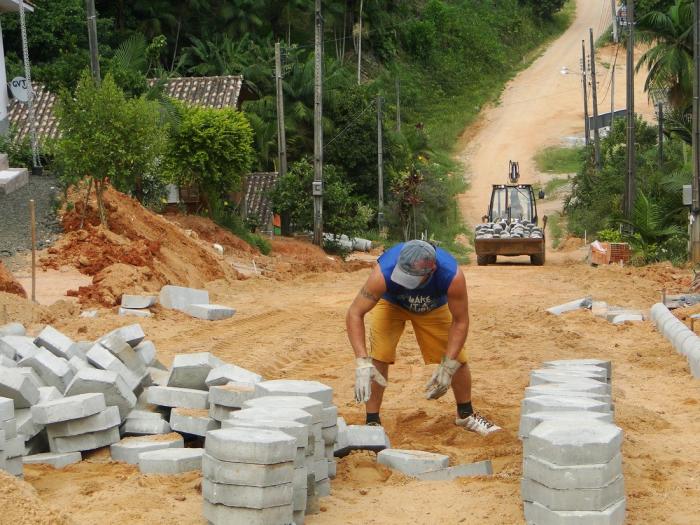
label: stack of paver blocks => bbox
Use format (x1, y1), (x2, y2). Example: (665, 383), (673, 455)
(160, 285), (236, 321)
(520, 359), (626, 525)
(0, 396), (23, 477)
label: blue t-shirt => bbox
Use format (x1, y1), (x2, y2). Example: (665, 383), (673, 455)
(378, 243), (458, 314)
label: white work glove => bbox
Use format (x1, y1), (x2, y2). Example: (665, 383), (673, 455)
(425, 356), (462, 400)
(354, 357), (387, 403)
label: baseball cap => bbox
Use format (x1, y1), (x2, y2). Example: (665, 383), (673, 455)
(390, 240), (437, 289)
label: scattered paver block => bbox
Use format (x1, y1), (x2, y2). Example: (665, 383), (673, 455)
(67, 356), (91, 374)
(546, 297), (592, 316)
(0, 322), (25, 337)
(255, 379), (333, 407)
(209, 403), (238, 422)
(521, 476), (625, 512)
(121, 417), (171, 436)
(414, 460), (493, 480)
(110, 433), (184, 464)
(159, 285), (209, 312)
(321, 406), (338, 428)
(521, 396), (610, 416)
(209, 382), (256, 408)
(0, 168), (28, 195)
(0, 335), (39, 360)
(121, 295), (157, 309)
(335, 425), (391, 456)
(47, 406), (121, 439)
(16, 409), (43, 440)
(202, 500), (293, 525)
(612, 314), (644, 325)
(99, 333), (146, 374)
(243, 395), (323, 424)
(18, 348), (74, 393)
(206, 365), (262, 388)
(184, 303), (235, 321)
(108, 324), (145, 348)
(523, 498), (626, 525)
(5, 456), (23, 476)
(1, 415), (18, 439)
(229, 407), (313, 427)
(66, 342), (92, 359)
(202, 452), (294, 487)
(377, 449), (449, 476)
(0, 367), (40, 408)
(202, 478), (293, 509)
(544, 359), (612, 379)
(223, 418), (309, 449)
(86, 344), (141, 392)
(5, 435), (25, 457)
(0, 355), (17, 367)
(524, 453), (622, 489)
(34, 326), (74, 359)
(118, 307), (152, 318)
(524, 421), (623, 466)
(134, 341), (157, 367)
(146, 385), (209, 409)
(519, 411), (614, 439)
(167, 352), (225, 390)
(65, 368), (137, 421)
(148, 367), (169, 386)
(14, 367), (47, 389)
(51, 426), (121, 453)
(23, 452), (81, 469)
(169, 407), (218, 437)
(205, 427), (297, 464)
(24, 431), (50, 456)
(0, 396), (15, 420)
(31, 393), (106, 425)
(138, 447), (203, 474)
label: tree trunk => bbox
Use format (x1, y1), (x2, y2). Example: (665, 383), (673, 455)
(79, 178), (93, 230)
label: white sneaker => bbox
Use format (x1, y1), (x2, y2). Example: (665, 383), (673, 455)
(455, 412), (501, 436)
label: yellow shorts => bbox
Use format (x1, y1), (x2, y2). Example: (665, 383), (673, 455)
(369, 299), (468, 365)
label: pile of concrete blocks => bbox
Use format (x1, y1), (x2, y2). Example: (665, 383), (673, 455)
(520, 359), (626, 525)
(547, 298), (644, 324)
(119, 294), (158, 318)
(650, 302), (700, 378)
(475, 220), (544, 240)
(159, 285), (235, 321)
(1, 396), (23, 477)
(377, 449), (493, 480)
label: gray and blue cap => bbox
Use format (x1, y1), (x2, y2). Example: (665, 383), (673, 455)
(390, 240), (437, 289)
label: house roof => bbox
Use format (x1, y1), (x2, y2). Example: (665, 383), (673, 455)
(0, 0), (34, 13)
(245, 172), (279, 227)
(8, 75), (244, 142)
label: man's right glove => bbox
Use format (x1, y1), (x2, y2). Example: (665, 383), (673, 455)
(354, 357), (387, 403)
(424, 356), (461, 400)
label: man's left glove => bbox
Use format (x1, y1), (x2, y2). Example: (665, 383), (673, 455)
(354, 357), (387, 403)
(425, 356), (462, 400)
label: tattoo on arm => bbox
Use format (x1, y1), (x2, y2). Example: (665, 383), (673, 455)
(359, 286), (380, 303)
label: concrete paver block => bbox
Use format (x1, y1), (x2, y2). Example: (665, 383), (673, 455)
(611, 314), (643, 324)
(0, 322), (25, 337)
(414, 460), (493, 480)
(34, 326), (74, 359)
(138, 447), (203, 474)
(532, 367), (607, 382)
(524, 421), (623, 466)
(529, 374), (612, 394)
(206, 365), (262, 388)
(0, 368), (40, 408)
(519, 411), (614, 439)
(167, 352), (224, 390)
(525, 381), (612, 397)
(544, 359), (612, 377)
(321, 425), (338, 444)
(31, 393), (106, 425)
(336, 425), (391, 456)
(223, 417), (309, 449)
(47, 406), (120, 438)
(313, 458), (329, 481)
(16, 408), (43, 439)
(0, 355), (17, 367)
(377, 448), (449, 476)
(0, 167), (28, 194)
(184, 303), (235, 321)
(159, 285), (209, 312)
(0, 396), (14, 420)
(203, 478), (293, 509)
(209, 403), (238, 422)
(106, 324), (145, 348)
(5, 435), (25, 457)
(202, 452), (294, 487)
(254, 379), (333, 407)
(228, 407), (313, 427)
(170, 407), (218, 436)
(67, 356), (91, 374)
(321, 406), (338, 429)
(5, 455), (23, 476)
(121, 417), (171, 436)
(51, 426), (120, 453)
(1, 335), (39, 361)
(86, 344), (141, 392)
(65, 368), (137, 421)
(23, 451), (81, 468)
(205, 427), (297, 464)
(521, 476), (625, 511)
(38, 386), (63, 403)
(1, 416), (17, 439)
(293, 510), (306, 525)
(524, 453), (622, 489)
(546, 297), (592, 315)
(521, 396), (610, 416)
(524, 385), (612, 407)
(121, 295), (157, 309)
(99, 333), (146, 373)
(148, 367), (169, 386)
(118, 307), (152, 318)
(209, 382), (256, 408)
(134, 341), (157, 367)
(18, 348), (74, 393)
(202, 500), (293, 525)
(146, 385), (209, 409)
(243, 396), (323, 424)
(110, 433), (184, 464)
(523, 499), (625, 525)
(15, 367), (47, 389)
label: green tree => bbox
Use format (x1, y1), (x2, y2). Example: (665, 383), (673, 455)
(519, 0), (566, 20)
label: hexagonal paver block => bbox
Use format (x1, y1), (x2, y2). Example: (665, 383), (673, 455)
(46, 406), (121, 438)
(531, 368), (607, 383)
(530, 374), (612, 394)
(0, 367), (40, 408)
(18, 348), (74, 393)
(23, 452), (82, 469)
(146, 386), (209, 409)
(206, 365), (262, 388)
(521, 396), (610, 416)
(519, 410), (614, 439)
(167, 352), (224, 390)
(524, 499), (625, 525)
(524, 420), (623, 466)
(222, 417), (309, 449)
(254, 379), (333, 407)
(31, 393), (106, 425)
(34, 326), (74, 359)
(51, 426), (121, 453)
(0, 335), (38, 360)
(205, 427), (297, 464)
(0, 322), (25, 337)
(243, 395), (323, 424)
(524, 385), (611, 407)
(524, 453), (622, 489)
(208, 382), (256, 408)
(110, 433), (184, 464)
(202, 452), (294, 487)
(543, 359), (611, 379)
(377, 449), (449, 476)
(138, 447), (203, 474)
(99, 333), (145, 374)
(202, 500), (293, 525)
(169, 407), (218, 437)
(108, 324), (145, 348)
(65, 368), (137, 421)
(229, 407), (313, 427)
(521, 476), (625, 511)
(202, 478), (293, 509)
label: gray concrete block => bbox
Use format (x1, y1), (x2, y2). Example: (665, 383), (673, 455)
(414, 460), (493, 480)
(523, 499), (626, 525)
(107, 324), (145, 348)
(611, 313), (643, 324)
(525, 381), (612, 398)
(67, 355), (91, 374)
(209, 403), (238, 422)
(546, 297), (592, 315)
(334, 417), (348, 454)
(1, 416), (17, 439)
(23, 451), (81, 468)
(118, 307), (152, 318)
(339, 425), (391, 455)
(38, 386), (63, 403)
(170, 407), (218, 436)
(206, 365), (262, 388)
(159, 285), (209, 312)
(324, 443), (334, 459)
(0, 396), (14, 420)
(521, 476), (625, 511)
(313, 438), (324, 460)
(16, 408), (43, 439)
(99, 333), (146, 373)
(321, 406), (338, 428)
(519, 411), (614, 439)
(31, 393), (106, 425)
(121, 417), (171, 435)
(86, 344), (141, 392)
(5, 435), (25, 458)
(205, 428), (297, 464)
(18, 348), (74, 393)
(209, 382), (256, 408)
(524, 385), (612, 407)
(321, 425), (337, 444)
(110, 433), (184, 464)
(51, 426), (120, 453)
(313, 458), (329, 481)
(66, 341), (92, 359)
(0, 355), (17, 368)
(243, 396), (323, 424)
(223, 418), (309, 449)
(521, 396), (610, 416)
(202, 500), (293, 525)
(146, 385), (209, 409)
(316, 477), (331, 498)
(184, 303), (235, 321)
(293, 484), (308, 512)
(524, 453), (622, 490)
(34, 326), (74, 359)
(168, 352), (225, 390)
(202, 452), (294, 487)
(293, 510), (306, 525)
(0, 367), (40, 408)
(5, 456), (23, 476)
(121, 295), (157, 309)
(47, 406), (120, 438)
(532, 367), (607, 383)
(148, 367), (169, 386)
(530, 374), (612, 394)
(65, 368), (137, 421)
(525, 421), (623, 466)
(0, 167), (28, 195)
(377, 449), (449, 476)
(138, 447), (203, 474)
(134, 341), (157, 367)
(228, 407), (313, 427)
(14, 367), (46, 389)
(254, 379), (333, 407)
(203, 478), (293, 509)
(0, 322), (25, 337)
(0, 336), (39, 361)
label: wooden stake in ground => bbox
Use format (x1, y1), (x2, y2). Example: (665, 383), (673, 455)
(29, 198), (36, 302)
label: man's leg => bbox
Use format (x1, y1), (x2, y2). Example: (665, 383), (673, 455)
(365, 360), (389, 424)
(451, 362), (472, 414)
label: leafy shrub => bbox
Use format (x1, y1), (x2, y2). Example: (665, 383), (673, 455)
(596, 228), (623, 243)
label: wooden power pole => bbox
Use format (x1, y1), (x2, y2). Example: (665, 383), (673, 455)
(85, 0), (101, 83)
(589, 28), (601, 169)
(611, 0), (619, 43)
(625, 0), (636, 222)
(274, 42), (288, 179)
(313, 0), (324, 245)
(692, 0), (700, 262)
(377, 95), (384, 228)
(581, 41), (590, 146)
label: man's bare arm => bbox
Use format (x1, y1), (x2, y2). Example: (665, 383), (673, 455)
(346, 265), (387, 358)
(445, 270), (469, 361)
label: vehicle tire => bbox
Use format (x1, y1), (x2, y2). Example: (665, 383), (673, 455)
(477, 255), (491, 266)
(531, 252), (545, 266)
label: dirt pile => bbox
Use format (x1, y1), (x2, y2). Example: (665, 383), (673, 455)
(0, 470), (73, 525)
(0, 260), (27, 298)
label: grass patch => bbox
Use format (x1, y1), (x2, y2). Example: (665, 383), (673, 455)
(535, 146), (583, 174)
(547, 212), (564, 249)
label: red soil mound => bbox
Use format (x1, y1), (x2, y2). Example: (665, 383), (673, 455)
(0, 261), (27, 298)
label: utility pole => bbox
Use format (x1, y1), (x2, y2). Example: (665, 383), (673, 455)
(658, 102), (664, 168)
(625, 0), (636, 222)
(396, 78), (401, 133)
(377, 95), (384, 228)
(85, 0), (101, 83)
(274, 42), (288, 179)
(581, 41), (590, 146)
(589, 29), (601, 169)
(692, 0), (700, 262)
(313, 0), (323, 245)
(357, 0), (363, 85)
(611, 64), (615, 130)
(611, 0), (619, 43)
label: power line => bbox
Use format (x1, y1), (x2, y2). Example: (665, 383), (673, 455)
(324, 100), (376, 149)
